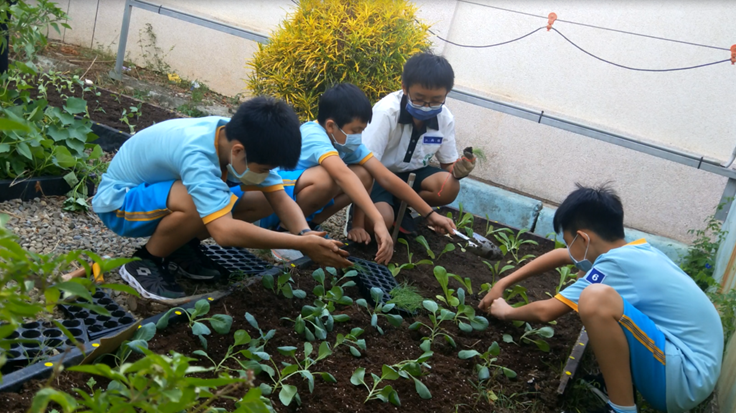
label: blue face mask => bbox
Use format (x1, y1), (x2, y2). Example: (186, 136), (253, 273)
(405, 102), (443, 121)
(567, 232), (593, 273)
(330, 128), (362, 153)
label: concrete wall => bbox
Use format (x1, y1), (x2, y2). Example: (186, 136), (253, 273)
(46, 0), (736, 242)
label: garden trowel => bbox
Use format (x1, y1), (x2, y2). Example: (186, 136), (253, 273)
(428, 226), (502, 260)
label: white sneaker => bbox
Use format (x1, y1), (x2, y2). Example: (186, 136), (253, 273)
(343, 204), (353, 237)
(271, 249), (304, 262)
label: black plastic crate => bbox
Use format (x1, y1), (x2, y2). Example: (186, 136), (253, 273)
(200, 244), (272, 276)
(1, 319), (87, 374)
(349, 257), (398, 306)
(60, 291), (136, 340)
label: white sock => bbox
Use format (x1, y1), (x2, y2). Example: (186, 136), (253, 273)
(608, 401), (637, 413)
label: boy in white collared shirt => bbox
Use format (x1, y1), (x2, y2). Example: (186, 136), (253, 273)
(355, 52), (476, 234)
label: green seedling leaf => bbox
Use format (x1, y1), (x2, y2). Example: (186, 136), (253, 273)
(277, 346), (297, 357)
(282, 283), (294, 299)
(192, 350), (208, 357)
(321, 372), (337, 383)
(318, 341), (332, 359)
(444, 335), (457, 348)
(357, 338), (367, 350)
(281, 364), (300, 377)
(313, 324), (327, 340)
(439, 309), (456, 321)
(382, 365), (400, 380)
(350, 367), (366, 385)
(356, 298), (368, 308)
(293, 289), (307, 299)
(234, 330), (251, 346)
(488, 341), (500, 356)
(458, 350), (480, 359)
(194, 299), (210, 316)
(343, 281), (357, 288)
(412, 377), (432, 399)
(312, 268), (325, 284)
(191, 322), (211, 336)
(209, 314), (233, 334)
(502, 367), (517, 378)
(384, 386), (401, 406)
(198, 334), (208, 349)
(326, 267), (337, 276)
(304, 341), (314, 358)
(259, 383), (273, 396)
(420, 339), (432, 353)
(458, 322), (472, 333)
(333, 314), (350, 322)
(371, 313), (378, 327)
(385, 314), (403, 327)
(537, 326), (555, 338)
(422, 300), (438, 313)
(409, 322), (421, 331)
(470, 316), (489, 331)
(382, 303), (396, 312)
(245, 312), (259, 330)
(370, 287), (384, 303)
(304, 327), (315, 342)
(262, 274), (274, 290)
(294, 316), (305, 334)
(301, 370), (315, 393)
(535, 340), (551, 352)
(349, 347), (361, 357)
(279, 384), (298, 406)
(156, 309), (174, 329)
(478, 366), (490, 381)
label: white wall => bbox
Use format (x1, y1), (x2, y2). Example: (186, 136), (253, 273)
(47, 0), (736, 242)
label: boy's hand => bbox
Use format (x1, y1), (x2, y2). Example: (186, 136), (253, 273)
(347, 226), (371, 244)
(487, 298), (513, 320)
(299, 235), (352, 268)
(478, 282), (506, 312)
(426, 213), (455, 234)
(373, 224), (394, 265)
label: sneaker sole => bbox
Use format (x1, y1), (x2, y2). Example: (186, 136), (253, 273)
(119, 265), (184, 301)
(169, 262), (218, 281)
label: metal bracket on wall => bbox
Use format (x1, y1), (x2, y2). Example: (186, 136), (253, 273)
(109, 0), (269, 81)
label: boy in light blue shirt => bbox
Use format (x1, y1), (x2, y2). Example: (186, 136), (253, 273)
(93, 97), (350, 301)
(479, 185), (723, 413)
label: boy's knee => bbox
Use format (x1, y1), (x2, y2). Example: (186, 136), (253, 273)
(349, 164), (373, 191)
(578, 284), (623, 319)
(299, 166), (339, 194)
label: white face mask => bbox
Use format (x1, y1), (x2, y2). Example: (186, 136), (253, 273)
(226, 150), (269, 185)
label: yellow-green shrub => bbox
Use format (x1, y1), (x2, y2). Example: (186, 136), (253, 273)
(247, 0), (431, 121)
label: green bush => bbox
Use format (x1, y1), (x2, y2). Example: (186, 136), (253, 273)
(679, 211), (726, 291)
(247, 0), (431, 121)
(0, 0), (70, 65)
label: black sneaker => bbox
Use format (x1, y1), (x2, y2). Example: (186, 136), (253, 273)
(167, 239), (222, 281)
(120, 250), (186, 300)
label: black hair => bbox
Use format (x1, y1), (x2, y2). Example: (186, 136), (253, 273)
(553, 183), (625, 242)
(401, 52), (455, 91)
(225, 96), (301, 168)
(317, 83), (373, 128)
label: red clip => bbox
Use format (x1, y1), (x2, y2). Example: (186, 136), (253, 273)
(731, 45), (736, 65)
(547, 12), (557, 31)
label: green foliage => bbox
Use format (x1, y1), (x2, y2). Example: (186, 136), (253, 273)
(555, 265), (577, 295)
(710, 288), (736, 344)
(247, 0), (430, 121)
(312, 266), (356, 306)
(409, 300), (456, 350)
(485, 217), (514, 239)
(136, 22), (174, 74)
(334, 327), (367, 358)
(156, 299), (233, 350)
(433, 265), (473, 305)
(262, 268), (307, 299)
(283, 295), (350, 342)
(0, 0), (70, 64)
(351, 352), (434, 405)
(458, 341), (516, 381)
(482, 260), (514, 286)
(505, 323), (554, 352)
(387, 283), (425, 313)
(494, 228), (538, 265)
(448, 203), (474, 237)
(118, 103), (142, 134)
(416, 235), (455, 262)
(388, 238), (432, 276)
(356, 287), (403, 335)
(104, 322), (156, 367)
(680, 211), (726, 291)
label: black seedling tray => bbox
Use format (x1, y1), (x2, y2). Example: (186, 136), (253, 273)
(0, 319), (87, 374)
(349, 257), (398, 307)
(60, 291), (136, 340)
(200, 244), (272, 276)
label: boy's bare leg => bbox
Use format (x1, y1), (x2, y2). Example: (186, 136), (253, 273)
(231, 191), (275, 223)
(311, 164), (373, 224)
(578, 284), (636, 407)
(417, 171), (460, 206)
(146, 181), (210, 257)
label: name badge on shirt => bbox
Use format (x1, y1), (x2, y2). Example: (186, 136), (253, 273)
(585, 268), (606, 284)
(423, 136), (443, 144)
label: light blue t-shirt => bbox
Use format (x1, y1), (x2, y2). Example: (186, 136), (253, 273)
(92, 116), (284, 223)
(556, 240), (723, 412)
(292, 121), (373, 170)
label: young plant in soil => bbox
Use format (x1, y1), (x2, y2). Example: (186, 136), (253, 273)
(356, 287), (403, 334)
(388, 238), (432, 276)
(553, 265), (577, 295)
(194, 312), (275, 373)
(458, 341), (517, 381)
(409, 300), (457, 349)
(415, 235), (456, 262)
(312, 266), (356, 306)
(156, 299), (233, 349)
(104, 322), (156, 367)
(482, 260), (515, 286)
(259, 341), (337, 407)
(387, 283), (425, 313)
(334, 327), (367, 357)
(504, 323), (555, 352)
(262, 268), (307, 299)
(351, 350), (434, 406)
(434, 265), (473, 301)
(484, 217), (514, 239)
(283, 299), (350, 341)
(448, 203), (474, 237)
(494, 229), (539, 265)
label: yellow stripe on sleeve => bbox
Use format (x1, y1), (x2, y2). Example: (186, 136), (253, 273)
(554, 294), (579, 312)
(626, 238), (646, 246)
(318, 151), (339, 164)
(202, 193), (238, 224)
(241, 184), (285, 193)
(358, 152), (374, 165)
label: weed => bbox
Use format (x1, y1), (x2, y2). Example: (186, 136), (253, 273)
(387, 283), (425, 313)
(176, 101), (208, 117)
(136, 23), (174, 74)
(680, 209), (727, 291)
(710, 288), (736, 344)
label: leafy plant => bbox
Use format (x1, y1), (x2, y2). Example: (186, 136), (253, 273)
(554, 265), (577, 295)
(458, 341), (517, 381)
(334, 327), (367, 357)
(262, 268), (306, 299)
(194, 329), (254, 373)
(244, 312), (276, 353)
(351, 351), (434, 406)
(494, 229), (538, 265)
(156, 299), (233, 349)
(680, 210), (726, 291)
(710, 288), (736, 344)
(283, 299), (350, 342)
(415, 235), (456, 262)
(447, 203), (474, 237)
(356, 287), (403, 334)
(259, 342), (336, 407)
(118, 104), (142, 134)
(505, 323), (554, 352)
(0, 0), (70, 64)
(247, 0), (430, 121)
(104, 322), (156, 367)
(388, 238), (432, 276)
(434, 265), (473, 306)
(482, 260), (514, 286)
(409, 300), (456, 350)
(312, 266), (356, 306)
(484, 217), (514, 239)
(387, 283), (425, 313)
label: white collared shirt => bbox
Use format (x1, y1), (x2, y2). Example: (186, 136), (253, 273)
(362, 90), (458, 173)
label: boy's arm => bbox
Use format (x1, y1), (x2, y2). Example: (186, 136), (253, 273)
(478, 248), (572, 311)
(263, 189), (310, 234)
(321, 156), (393, 264)
(362, 157), (456, 234)
(489, 297), (572, 323)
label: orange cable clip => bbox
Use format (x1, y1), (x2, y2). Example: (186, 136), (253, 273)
(547, 12), (557, 31)
(731, 45), (736, 65)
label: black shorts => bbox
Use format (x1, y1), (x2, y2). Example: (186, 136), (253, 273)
(369, 166), (446, 207)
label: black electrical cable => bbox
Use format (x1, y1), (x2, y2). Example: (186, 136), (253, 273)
(433, 26), (545, 49)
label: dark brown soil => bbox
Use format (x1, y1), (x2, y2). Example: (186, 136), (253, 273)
(1, 213), (582, 413)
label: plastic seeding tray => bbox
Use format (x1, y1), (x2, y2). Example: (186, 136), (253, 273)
(200, 244), (273, 276)
(0, 319), (87, 374)
(60, 291), (136, 341)
(349, 257), (398, 306)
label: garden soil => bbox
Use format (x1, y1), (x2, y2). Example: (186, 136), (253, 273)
(1, 213), (583, 413)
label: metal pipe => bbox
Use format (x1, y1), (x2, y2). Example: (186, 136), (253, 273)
(109, 0), (133, 81)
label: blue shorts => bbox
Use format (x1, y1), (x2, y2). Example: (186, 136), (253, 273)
(97, 180), (243, 238)
(257, 169), (334, 229)
(618, 298), (667, 411)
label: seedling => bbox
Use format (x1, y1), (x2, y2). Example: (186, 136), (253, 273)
(505, 323), (554, 352)
(494, 229), (538, 265)
(451, 287), (490, 333)
(104, 322), (156, 367)
(504, 284), (530, 307)
(156, 299), (233, 349)
(388, 238), (432, 276)
(244, 312), (276, 352)
(387, 283), (425, 313)
(409, 300), (456, 350)
(447, 203), (474, 237)
(554, 265), (576, 295)
(351, 351), (434, 406)
(356, 287), (403, 334)
(262, 268), (306, 299)
(334, 327), (367, 357)
(458, 341), (517, 380)
(259, 341), (337, 406)
(482, 260), (515, 285)
(484, 216), (514, 239)
(118, 105), (141, 134)
(415, 235), (456, 262)
(547, 232), (567, 250)
(193, 329), (254, 373)
(312, 267), (356, 306)
(283, 299), (350, 341)
(434, 265), (473, 306)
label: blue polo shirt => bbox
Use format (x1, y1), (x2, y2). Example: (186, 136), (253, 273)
(292, 121), (373, 170)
